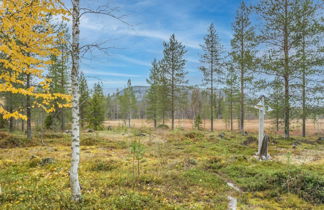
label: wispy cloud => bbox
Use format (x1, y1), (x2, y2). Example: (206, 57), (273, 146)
(82, 69), (140, 78)
(117, 54), (151, 67)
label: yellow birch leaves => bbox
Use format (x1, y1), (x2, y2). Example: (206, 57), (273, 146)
(0, 0), (71, 120)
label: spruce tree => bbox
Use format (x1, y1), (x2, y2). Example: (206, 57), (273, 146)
(88, 82), (106, 130)
(200, 23), (223, 131)
(161, 34), (187, 130)
(46, 23), (70, 130)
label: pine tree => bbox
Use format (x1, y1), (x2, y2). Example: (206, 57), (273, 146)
(146, 59), (160, 128)
(162, 34), (187, 130)
(268, 77), (285, 132)
(200, 24), (223, 131)
(79, 72), (90, 128)
(88, 83), (106, 130)
(256, 0), (302, 138)
(295, 0), (323, 137)
(118, 79), (136, 127)
(224, 63), (239, 131)
(231, 1), (257, 134)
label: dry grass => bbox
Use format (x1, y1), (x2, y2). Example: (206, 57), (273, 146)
(104, 119), (324, 136)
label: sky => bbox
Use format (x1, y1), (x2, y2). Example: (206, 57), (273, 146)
(75, 0), (251, 93)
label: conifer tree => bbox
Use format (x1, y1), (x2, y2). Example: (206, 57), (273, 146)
(295, 0), (323, 137)
(118, 79), (136, 127)
(146, 59), (161, 128)
(46, 23), (70, 131)
(268, 77), (285, 132)
(162, 34), (187, 130)
(79, 72), (90, 128)
(231, 1), (257, 134)
(88, 83), (105, 130)
(200, 24), (223, 131)
(256, 0), (302, 138)
(224, 63), (239, 131)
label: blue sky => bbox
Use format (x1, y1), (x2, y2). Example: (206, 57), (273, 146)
(77, 0), (250, 93)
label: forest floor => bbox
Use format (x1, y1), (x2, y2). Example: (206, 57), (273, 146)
(0, 128), (323, 209)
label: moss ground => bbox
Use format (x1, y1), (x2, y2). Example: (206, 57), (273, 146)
(0, 128), (323, 209)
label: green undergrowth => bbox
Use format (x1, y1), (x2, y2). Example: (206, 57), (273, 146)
(0, 129), (323, 209)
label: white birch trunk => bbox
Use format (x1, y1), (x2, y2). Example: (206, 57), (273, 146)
(70, 0), (81, 201)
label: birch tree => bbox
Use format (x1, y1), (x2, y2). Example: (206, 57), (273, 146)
(0, 0), (70, 141)
(70, 0), (82, 201)
(68, 1), (127, 199)
(200, 24), (222, 131)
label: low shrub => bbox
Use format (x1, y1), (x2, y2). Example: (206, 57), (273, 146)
(0, 136), (37, 148)
(89, 159), (119, 172)
(184, 131), (204, 140)
(157, 124), (169, 129)
(109, 192), (161, 210)
(269, 169), (324, 204)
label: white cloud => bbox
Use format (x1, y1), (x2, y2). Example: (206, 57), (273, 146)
(82, 69), (140, 77)
(117, 54), (151, 67)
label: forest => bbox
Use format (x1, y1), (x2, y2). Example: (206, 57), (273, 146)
(0, 0), (323, 209)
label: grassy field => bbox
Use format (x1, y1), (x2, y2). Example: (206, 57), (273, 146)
(0, 128), (323, 209)
(104, 119), (324, 136)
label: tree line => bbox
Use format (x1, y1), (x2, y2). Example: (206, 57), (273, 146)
(0, 0), (323, 201)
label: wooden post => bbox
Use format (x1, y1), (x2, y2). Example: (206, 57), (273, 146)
(258, 97), (265, 154)
(255, 96), (266, 155)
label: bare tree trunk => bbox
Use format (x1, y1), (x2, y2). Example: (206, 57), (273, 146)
(283, 0), (290, 139)
(171, 69), (175, 130)
(21, 119), (24, 132)
(8, 93), (14, 132)
(240, 20), (245, 135)
(61, 49), (65, 131)
(153, 112), (157, 128)
(230, 90), (233, 131)
(210, 62), (214, 132)
(70, 0), (81, 201)
(26, 74), (32, 140)
(301, 36), (306, 137)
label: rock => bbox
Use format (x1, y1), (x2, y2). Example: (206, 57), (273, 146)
(86, 129), (94, 133)
(292, 143), (297, 149)
(135, 133), (147, 137)
(184, 158), (197, 168)
(218, 133), (225, 139)
(64, 130), (72, 134)
(40, 158), (55, 166)
(316, 137), (324, 144)
(259, 135), (270, 160)
(30, 155), (38, 159)
(242, 136), (257, 145)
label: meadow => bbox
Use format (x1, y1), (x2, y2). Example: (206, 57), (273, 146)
(0, 127), (323, 209)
